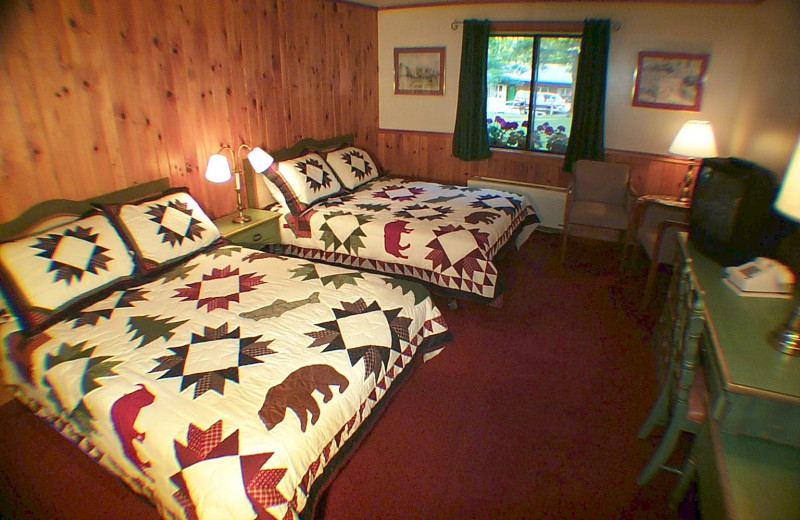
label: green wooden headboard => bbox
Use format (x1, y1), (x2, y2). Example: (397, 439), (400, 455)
(244, 134), (354, 209)
(0, 178), (171, 241)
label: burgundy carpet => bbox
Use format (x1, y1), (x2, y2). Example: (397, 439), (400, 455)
(0, 232), (696, 520)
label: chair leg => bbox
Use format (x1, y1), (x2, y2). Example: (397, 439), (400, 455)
(669, 453), (697, 508)
(638, 380), (671, 439)
(560, 224), (569, 263)
(640, 255), (660, 312)
(636, 419), (683, 486)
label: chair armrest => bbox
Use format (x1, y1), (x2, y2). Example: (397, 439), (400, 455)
(652, 220), (690, 264)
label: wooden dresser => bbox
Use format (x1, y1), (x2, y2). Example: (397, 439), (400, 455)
(679, 233), (800, 520)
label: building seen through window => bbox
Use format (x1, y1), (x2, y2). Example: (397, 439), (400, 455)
(486, 35), (581, 154)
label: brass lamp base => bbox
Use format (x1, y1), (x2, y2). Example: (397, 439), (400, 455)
(678, 163), (695, 202)
(232, 211), (252, 224)
(770, 304), (800, 356)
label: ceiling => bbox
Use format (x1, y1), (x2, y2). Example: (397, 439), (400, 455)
(346, 0), (466, 7)
(347, 0), (761, 8)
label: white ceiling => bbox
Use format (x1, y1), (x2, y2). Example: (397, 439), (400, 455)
(348, 0), (760, 7)
(347, 0), (471, 8)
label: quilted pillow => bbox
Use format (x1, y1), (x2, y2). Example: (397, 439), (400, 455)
(263, 152), (343, 215)
(325, 146), (380, 190)
(0, 213), (136, 332)
(99, 188), (220, 274)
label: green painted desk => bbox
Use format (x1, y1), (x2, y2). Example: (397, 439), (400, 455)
(680, 233), (800, 519)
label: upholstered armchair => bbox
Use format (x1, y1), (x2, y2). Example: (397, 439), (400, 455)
(560, 159), (636, 263)
(626, 196), (691, 310)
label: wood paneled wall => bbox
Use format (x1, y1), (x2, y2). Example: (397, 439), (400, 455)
(377, 129), (692, 197)
(0, 0), (378, 221)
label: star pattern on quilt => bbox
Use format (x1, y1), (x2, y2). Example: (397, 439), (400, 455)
(159, 263), (198, 284)
(145, 200), (206, 246)
(339, 149), (374, 181)
(290, 262), (364, 289)
(317, 193), (355, 208)
(425, 224), (490, 277)
(127, 315), (189, 348)
(469, 193), (521, 215)
(174, 266), (266, 311)
(45, 341), (122, 395)
(72, 288), (150, 328)
(149, 323), (275, 398)
(43, 341), (122, 434)
(372, 184), (425, 201)
(355, 202), (390, 212)
(394, 203), (453, 221)
(305, 298), (411, 380)
(171, 420), (290, 520)
(319, 210), (373, 255)
(297, 157), (335, 192)
(32, 225), (112, 285)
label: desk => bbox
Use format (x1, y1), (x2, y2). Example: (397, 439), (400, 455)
(680, 233), (800, 519)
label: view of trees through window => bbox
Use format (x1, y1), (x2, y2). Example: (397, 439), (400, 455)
(486, 35), (581, 153)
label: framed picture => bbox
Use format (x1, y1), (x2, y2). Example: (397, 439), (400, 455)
(632, 51), (709, 111)
(394, 47), (445, 96)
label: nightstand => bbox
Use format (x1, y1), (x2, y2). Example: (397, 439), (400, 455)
(213, 208), (281, 249)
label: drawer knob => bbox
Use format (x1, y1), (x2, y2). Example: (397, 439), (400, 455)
(253, 233), (262, 242)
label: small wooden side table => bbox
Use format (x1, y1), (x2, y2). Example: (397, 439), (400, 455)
(213, 208), (281, 250)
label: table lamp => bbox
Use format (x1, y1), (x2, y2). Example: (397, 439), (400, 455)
(668, 120), (718, 201)
(204, 145), (274, 223)
(770, 138), (800, 356)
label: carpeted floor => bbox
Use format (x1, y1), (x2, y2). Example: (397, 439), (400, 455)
(0, 232), (696, 520)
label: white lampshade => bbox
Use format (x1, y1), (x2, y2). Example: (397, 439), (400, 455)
(247, 147), (274, 173)
(204, 154), (232, 183)
(774, 138), (800, 222)
(668, 120), (719, 158)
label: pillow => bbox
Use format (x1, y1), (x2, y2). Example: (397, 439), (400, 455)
(263, 152), (343, 215)
(325, 146), (380, 190)
(0, 213), (136, 332)
(99, 188), (220, 274)
(253, 168), (278, 209)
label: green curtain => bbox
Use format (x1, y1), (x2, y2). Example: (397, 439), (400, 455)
(562, 19), (611, 173)
(452, 20), (491, 161)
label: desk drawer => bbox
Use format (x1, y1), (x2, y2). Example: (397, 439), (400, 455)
(718, 393), (800, 448)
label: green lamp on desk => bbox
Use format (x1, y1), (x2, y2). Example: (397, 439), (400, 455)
(770, 138), (800, 356)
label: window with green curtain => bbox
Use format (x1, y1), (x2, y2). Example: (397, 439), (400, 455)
(453, 18), (611, 171)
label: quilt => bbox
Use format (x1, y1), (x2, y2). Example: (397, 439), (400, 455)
(0, 245), (450, 520)
(271, 177), (539, 303)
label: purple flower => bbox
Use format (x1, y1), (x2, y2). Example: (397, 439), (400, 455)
(495, 116), (505, 124)
(522, 121), (529, 128)
(557, 125), (566, 133)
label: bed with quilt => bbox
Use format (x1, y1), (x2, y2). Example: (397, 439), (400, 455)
(0, 179), (450, 520)
(245, 135), (540, 305)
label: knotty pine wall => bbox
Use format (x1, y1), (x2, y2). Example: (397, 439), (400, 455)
(0, 0), (378, 222)
(377, 129), (691, 197)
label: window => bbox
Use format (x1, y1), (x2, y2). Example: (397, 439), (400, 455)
(486, 34), (581, 154)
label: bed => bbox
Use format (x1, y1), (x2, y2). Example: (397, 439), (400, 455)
(245, 134), (540, 305)
(0, 179), (451, 520)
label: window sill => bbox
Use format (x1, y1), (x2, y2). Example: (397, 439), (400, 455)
(490, 147), (565, 159)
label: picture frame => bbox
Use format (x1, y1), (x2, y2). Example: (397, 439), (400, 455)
(394, 47), (445, 96)
(632, 51), (709, 111)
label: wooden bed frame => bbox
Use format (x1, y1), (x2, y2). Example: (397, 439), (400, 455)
(0, 178), (171, 241)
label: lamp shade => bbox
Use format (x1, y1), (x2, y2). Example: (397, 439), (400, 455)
(668, 120), (718, 158)
(774, 138), (800, 222)
(247, 147), (274, 173)
(204, 154), (232, 183)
